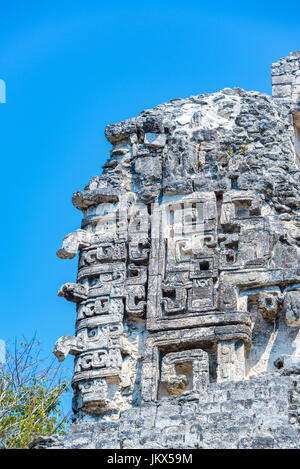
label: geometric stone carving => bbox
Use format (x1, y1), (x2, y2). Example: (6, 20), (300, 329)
(58, 282), (88, 303)
(53, 51), (300, 428)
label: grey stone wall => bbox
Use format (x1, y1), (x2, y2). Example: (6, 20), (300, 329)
(272, 51), (300, 103)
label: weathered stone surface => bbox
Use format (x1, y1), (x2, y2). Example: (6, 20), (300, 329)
(43, 52), (300, 449)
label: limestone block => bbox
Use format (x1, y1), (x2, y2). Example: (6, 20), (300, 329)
(272, 74), (293, 85)
(135, 156), (162, 181)
(105, 117), (137, 144)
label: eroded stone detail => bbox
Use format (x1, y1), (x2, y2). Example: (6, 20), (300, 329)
(284, 291), (300, 326)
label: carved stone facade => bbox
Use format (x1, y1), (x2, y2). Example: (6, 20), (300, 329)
(46, 52), (300, 448)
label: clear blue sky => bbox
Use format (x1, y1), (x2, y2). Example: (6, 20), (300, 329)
(0, 0), (299, 408)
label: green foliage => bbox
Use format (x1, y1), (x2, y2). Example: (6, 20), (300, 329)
(0, 338), (69, 449)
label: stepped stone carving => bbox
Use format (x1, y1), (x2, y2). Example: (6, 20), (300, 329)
(47, 52), (300, 449)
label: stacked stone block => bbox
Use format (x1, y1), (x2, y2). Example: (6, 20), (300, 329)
(39, 51), (300, 449)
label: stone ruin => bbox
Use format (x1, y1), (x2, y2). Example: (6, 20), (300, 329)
(39, 52), (300, 449)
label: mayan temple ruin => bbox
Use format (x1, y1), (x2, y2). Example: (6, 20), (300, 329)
(36, 52), (300, 449)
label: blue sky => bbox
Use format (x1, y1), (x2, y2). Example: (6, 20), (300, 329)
(0, 0), (299, 412)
